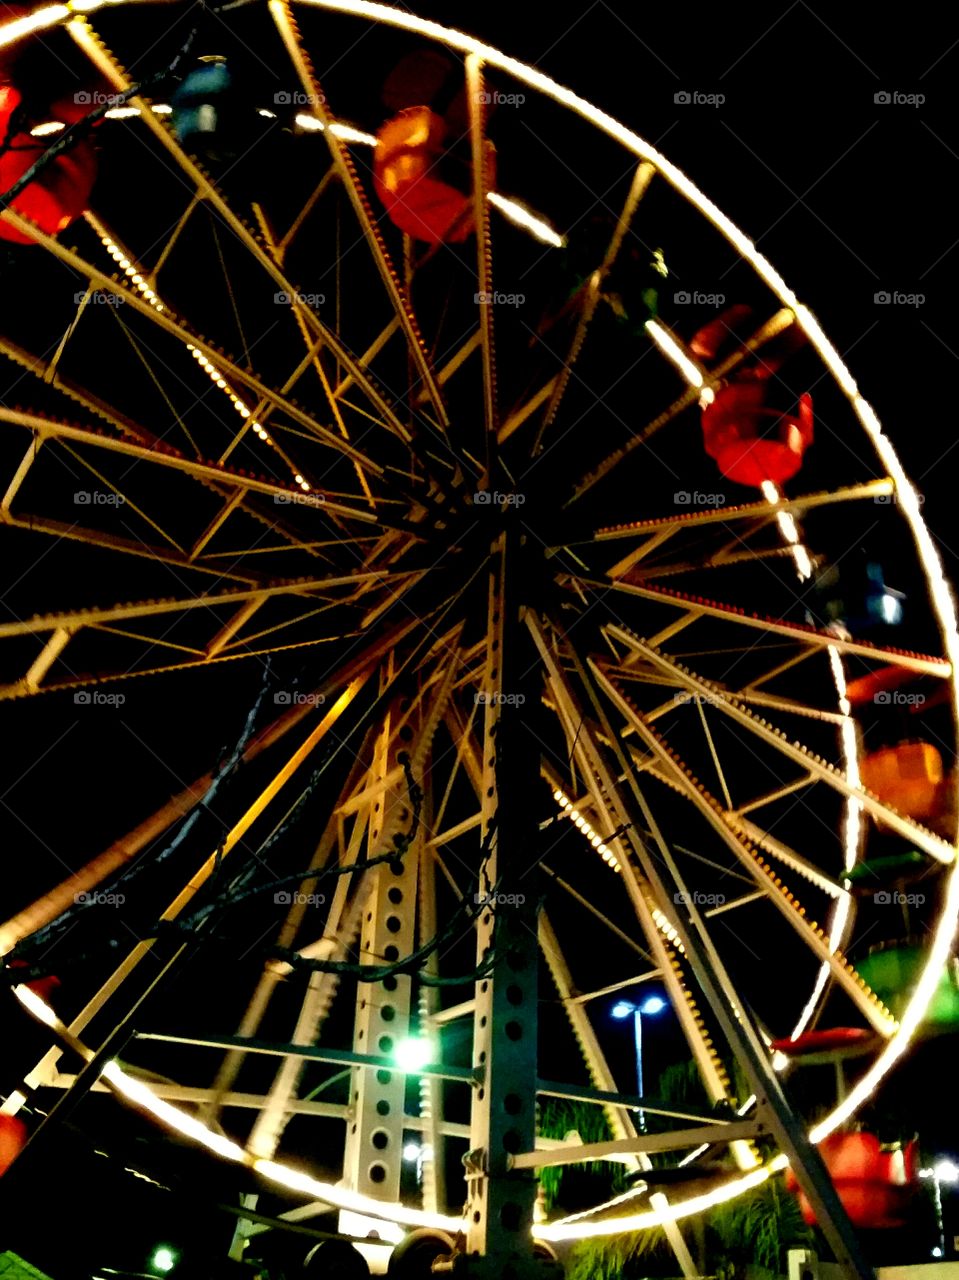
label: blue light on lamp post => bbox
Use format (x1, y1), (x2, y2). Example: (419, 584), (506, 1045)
(612, 996), (667, 1129)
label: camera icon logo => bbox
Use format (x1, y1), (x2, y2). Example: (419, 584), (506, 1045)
(674, 491), (691, 504)
(473, 491), (491, 505)
(874, 291), (891, 304)
(874, 890), (891, 904)
(274, 691), (292, 704)
(274, 891), (292, 904)
(74, 691), (91, 704)
(673, 291), (691, 304)
(874, 91), (891, 105)
(74, 491), (91, 504)
(75, 90), (92, 105)
(674, 91), (691, 104)
(274, 91), (292, 105)
(874, 691), (891, 704)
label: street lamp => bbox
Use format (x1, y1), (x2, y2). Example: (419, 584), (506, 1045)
(611, 996), (668, 1129)
(920, 1158), (959, 1256)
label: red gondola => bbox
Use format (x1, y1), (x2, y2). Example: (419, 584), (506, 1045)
(860, 741), (944, 822)
(373, 105), (493, 244)
(785, 1131), (917, 1229)
(769, 1027), (877, 1060)
(0, 85), (97, 245)
(701, 384), (813, 488)
(0, 1113), (27, 1176)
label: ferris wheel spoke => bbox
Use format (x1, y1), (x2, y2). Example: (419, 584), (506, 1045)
(252, 205), (378, 511)
(0, 408), (398, 530)
(600, 625), (955, 862)
(594, 663), (896, 1035)
(0, 571), (422, 698)
(528, 613), (752, 1139)
(585, 480), (895, 571)
(271, 1), (455, 453)
(463, 55), (500, 479)
(592, 577), (952, 677)
(66, 23), (436, 462)
(532, 162), (656, 458)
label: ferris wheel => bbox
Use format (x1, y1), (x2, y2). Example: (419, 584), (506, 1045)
(1, 5), (958, 1280)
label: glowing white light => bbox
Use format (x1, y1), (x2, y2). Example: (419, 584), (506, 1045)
(12, 984), (61, 1028)
(393, 1037), (431, 1072)
(488, 191), (564, 248)
(294, 112), (325, 132)
(0, 5), (69, 47)
(29, 121), (66, 137)
(151, 1247), (176, 1274)
(329, 121), (379, 147)
(644, 319), (704, 388)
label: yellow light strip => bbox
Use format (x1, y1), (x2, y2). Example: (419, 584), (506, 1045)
(552, 788), (622, 872)
(89, 223), (312, 493)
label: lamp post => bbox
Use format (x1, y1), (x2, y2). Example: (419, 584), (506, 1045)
(920, 1158), (959, 1257)
(611, 995), (667, 1130)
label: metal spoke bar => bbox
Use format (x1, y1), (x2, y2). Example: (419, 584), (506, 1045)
(603, 626), (955, 862)
(0, 570), (419, 639)
(594, 579), (951, 677)
(510, 1121), (765, 1169)
(592, 479), (895, 544)
(135, 1031), (480, 1085)
(66, 18), (428, 459)
(0, 408), (391, 527)
(271, 0), (452, 443)
(593, 663), (897, 1036)
(534, 1080), (745, 1127)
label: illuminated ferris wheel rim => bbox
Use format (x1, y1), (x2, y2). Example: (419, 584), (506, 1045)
(3, 0), (959, 1245)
